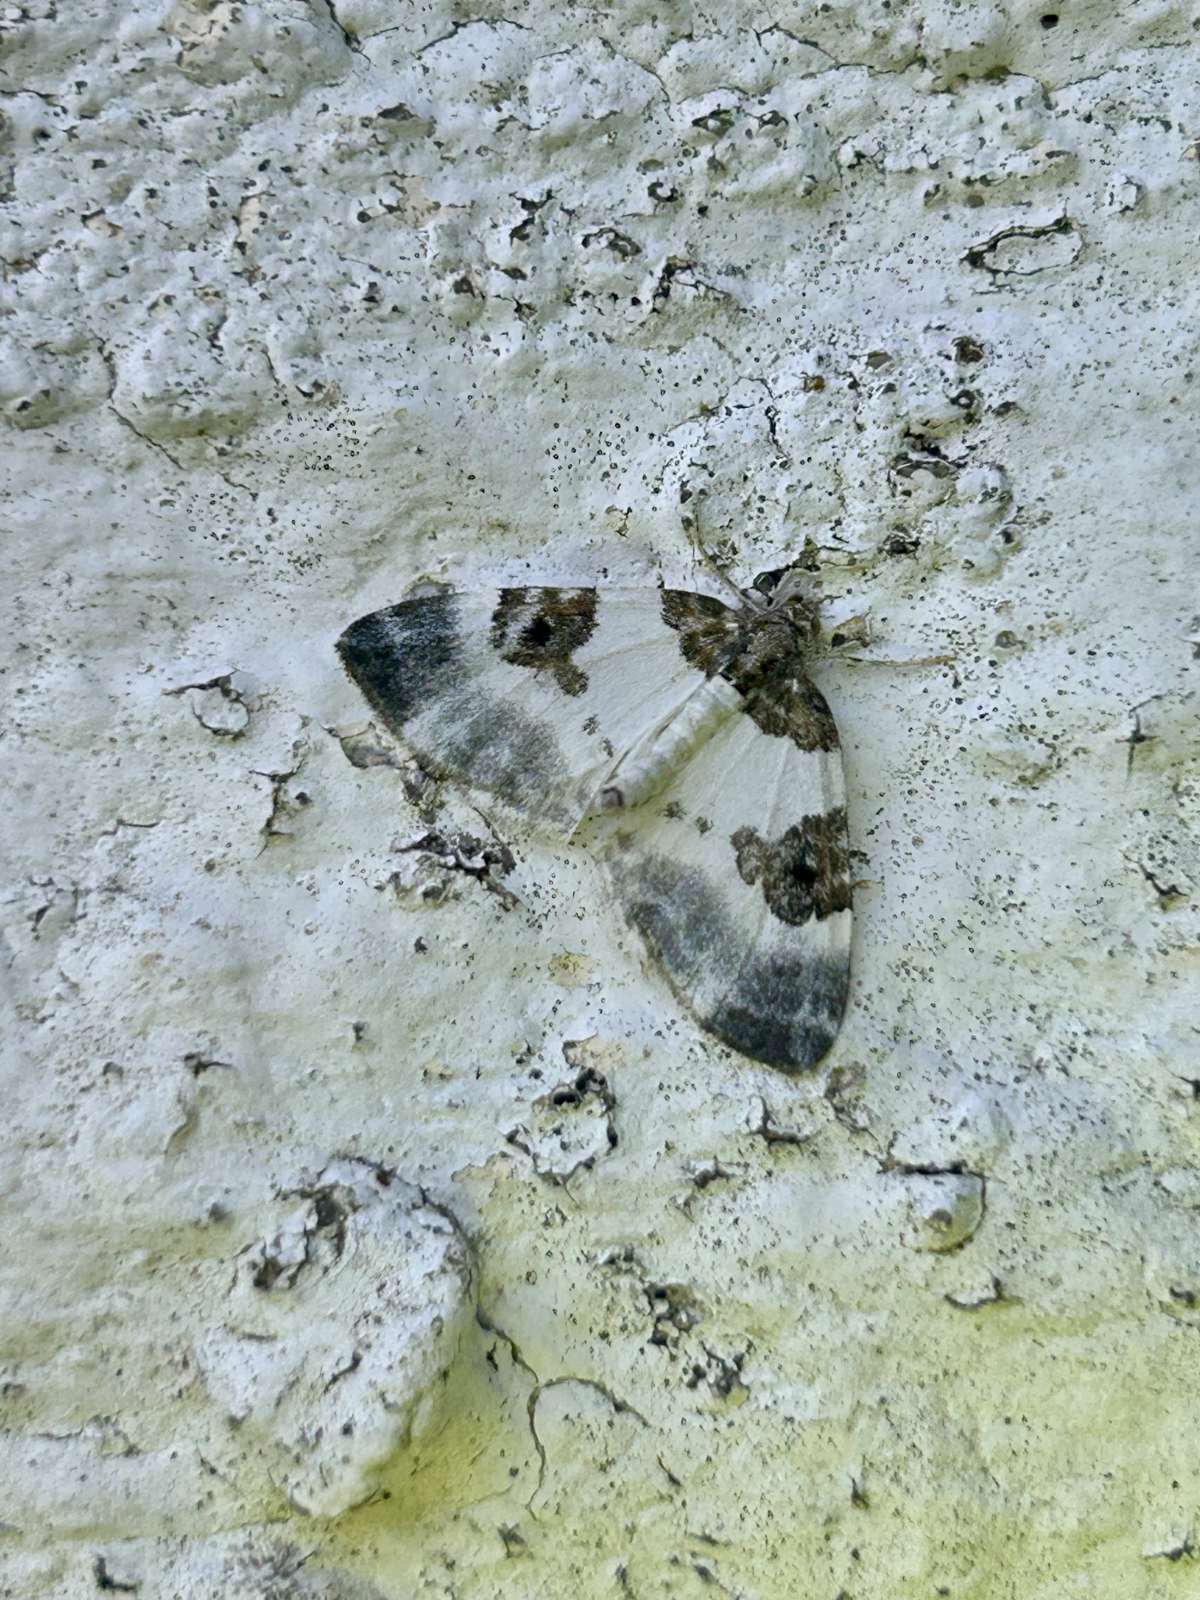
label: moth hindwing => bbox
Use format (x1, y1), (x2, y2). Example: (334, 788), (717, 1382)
(338, 583), (850, 1071)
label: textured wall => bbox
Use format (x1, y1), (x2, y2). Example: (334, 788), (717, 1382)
(3, 2), (1199, 1596)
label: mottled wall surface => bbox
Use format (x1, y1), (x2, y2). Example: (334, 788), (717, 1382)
(3, 2), (1198, 1596)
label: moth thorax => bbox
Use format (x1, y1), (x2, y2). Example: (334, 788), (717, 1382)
(770, 594), (821, 639)
(738, 613), (810, 675)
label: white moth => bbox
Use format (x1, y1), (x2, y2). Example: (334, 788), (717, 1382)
(338, 580), (850, 1072)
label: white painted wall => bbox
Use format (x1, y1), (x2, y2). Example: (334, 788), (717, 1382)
(3, 2), (1198, 1594)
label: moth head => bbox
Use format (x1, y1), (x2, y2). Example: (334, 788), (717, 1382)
(749, 565), (821, 638)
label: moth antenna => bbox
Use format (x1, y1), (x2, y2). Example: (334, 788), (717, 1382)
(685, 494), (752, 607)
(833, 652), (956, 668)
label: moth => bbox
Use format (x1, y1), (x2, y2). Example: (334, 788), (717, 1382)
(337, 578), (851, 1072)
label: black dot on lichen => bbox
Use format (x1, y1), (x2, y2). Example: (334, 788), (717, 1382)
(1040, 12), (1059, 26)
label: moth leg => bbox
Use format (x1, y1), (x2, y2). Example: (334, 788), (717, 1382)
(832, 650), (956, 667)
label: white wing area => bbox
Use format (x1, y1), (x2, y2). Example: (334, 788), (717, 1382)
(337, 588), (722, 832)
(594, 705), (851, 1071)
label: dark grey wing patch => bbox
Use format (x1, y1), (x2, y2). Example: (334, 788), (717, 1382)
(436, 698), (575, 823)
(337, 592), (461, 732)
(337, 592), (576, 825)
(730, 808), (851, 925)
(609, 843), (849, 1072)
(490, 587), (599, 696)
(707, 949), (846, 1071)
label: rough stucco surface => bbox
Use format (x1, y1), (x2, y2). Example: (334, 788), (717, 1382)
(2, 1), (1199, 1595)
